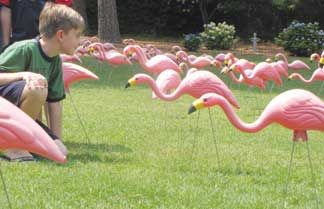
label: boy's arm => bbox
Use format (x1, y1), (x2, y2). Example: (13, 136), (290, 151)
(0, 72), (22, 85)
(47, 101), (63, 139)
(0, 6), (11, 46)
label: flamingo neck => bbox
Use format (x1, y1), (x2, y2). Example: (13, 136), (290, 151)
(229, 71), (241, 83)
(278, 54), (288, 68)
(133, 46), (149, 68)
(216, 96), (268, 133)
(237, 66), (251, 82)
(144, 77), (181, 101)
(292, 73), (311, 83)
(95, 44), (107, 60)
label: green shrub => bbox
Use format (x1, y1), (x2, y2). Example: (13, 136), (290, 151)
(275, 20), (324, 56)
(183, 34), (201, 51)
(200, 22), (236, 50)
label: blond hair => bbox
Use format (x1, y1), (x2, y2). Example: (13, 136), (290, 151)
(39, 2), (85, 38)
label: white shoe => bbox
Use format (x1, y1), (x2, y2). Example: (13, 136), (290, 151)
(54, 140), (68, 156)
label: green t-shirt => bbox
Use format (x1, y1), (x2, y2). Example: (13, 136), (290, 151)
(0, 39), (65, 102)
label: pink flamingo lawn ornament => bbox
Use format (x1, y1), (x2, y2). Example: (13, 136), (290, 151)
(0, 98), (67, 208)
(228, 62), (283, 90)
(221, 67), (266, 90)
(126, 70), (240, 163)
(176, 50), (220, 69)
(188, 89), (323, 207)
(89, 42), (132, 66)
(123, 45), (181, 75)
(275, 53), (310, 71)
(289, 67), (324, 95)
(62, 62), (99, 144)
(0, 97), (66, 163)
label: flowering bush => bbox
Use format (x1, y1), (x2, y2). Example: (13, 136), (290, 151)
(275, 20), (324, 56)
(183, 33), (201, 51)
(200, 22), (236, 50)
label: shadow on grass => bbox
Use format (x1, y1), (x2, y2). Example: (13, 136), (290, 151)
(65, 141), (133, 164)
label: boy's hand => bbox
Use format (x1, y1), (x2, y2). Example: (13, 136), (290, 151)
(18, 72), (48, 89)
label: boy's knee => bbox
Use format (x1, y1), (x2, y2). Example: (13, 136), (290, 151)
(22, 86), (48, 104)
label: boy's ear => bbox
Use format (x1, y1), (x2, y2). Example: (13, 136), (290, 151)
(56, 30), (65, 41)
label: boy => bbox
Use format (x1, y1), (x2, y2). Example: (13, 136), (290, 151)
(0, 2), (84, 161)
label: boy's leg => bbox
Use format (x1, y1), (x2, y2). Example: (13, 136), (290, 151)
(3, 81), (48, 161)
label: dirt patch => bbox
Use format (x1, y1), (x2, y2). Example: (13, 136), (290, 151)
(82, 36), (286, 57)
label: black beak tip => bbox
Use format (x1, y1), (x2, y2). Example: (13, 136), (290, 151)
(125, 82), (131, 88)
(188, 105), (196, 114)
(320, 64), (324, 68)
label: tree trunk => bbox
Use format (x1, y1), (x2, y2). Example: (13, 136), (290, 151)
(200, 0), (209, 24)
(98, 0), (121, 43)
(72, 0), (88, 33)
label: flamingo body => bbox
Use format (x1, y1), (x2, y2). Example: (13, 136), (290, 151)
(123, 45), (181, 74)
(0, 98), (66, 163)
(152, 69), (181, 99)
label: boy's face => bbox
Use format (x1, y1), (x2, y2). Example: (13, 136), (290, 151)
(58, 28), (82, 55)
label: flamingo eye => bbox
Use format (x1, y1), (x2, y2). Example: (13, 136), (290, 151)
(135, 78), (139, 80)
(203, 98), (207, 102)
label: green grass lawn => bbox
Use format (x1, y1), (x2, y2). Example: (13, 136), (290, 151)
(1, 55), (324, 209)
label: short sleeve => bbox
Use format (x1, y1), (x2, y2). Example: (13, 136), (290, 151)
(0, 0), (10, 7)
(47, 58), (66, 102)
(0, 42), (30, 72)
(55, 0), (72, 6)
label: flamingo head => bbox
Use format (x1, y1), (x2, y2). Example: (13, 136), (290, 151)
(123, 45), (137, 58)
(288, 73), (297, 80)
(220, 66), (230, 74)
(122, 38), (136, 45)
(175, 51), (188, 62)
(188, 93), (220, 114)
(125, 74), (149, 88)
(265, 58), (273, 63)
(310, 53), (320, 62)
(179, 62), (189, 72)
(211, 60), (222, 69)
(228, 64), (241, 73)
(103, 42), (116, 51)
(223, 59), (229, 66)
(171, 45), (182, 53)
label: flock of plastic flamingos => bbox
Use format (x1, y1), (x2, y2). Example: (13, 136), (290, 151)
(2, 37), (324, 206)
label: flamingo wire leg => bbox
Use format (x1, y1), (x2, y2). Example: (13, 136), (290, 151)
(0, 164), (12, 209)
(208, 108), (220, 167)
(306, 141), (320, 209)
(68, 91), (91, 144)
(284, 141), (296, 208)
(316, 82), (324, 96)
(190, 110), (200, 160)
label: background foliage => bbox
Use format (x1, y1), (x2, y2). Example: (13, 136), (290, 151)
(85, 0), (324, 41)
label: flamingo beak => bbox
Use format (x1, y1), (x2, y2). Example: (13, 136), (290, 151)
(125, 78), (136, 88)
(220, 66), (229, 74)
(320, 57), (324, 68)
(288, 75), (293, 80)
(188, 99), (204, 114)
(223, 60), (228, 66)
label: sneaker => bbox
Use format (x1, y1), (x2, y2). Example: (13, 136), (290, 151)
(2, 149), (35, 162)
(54, 139), (68, 156)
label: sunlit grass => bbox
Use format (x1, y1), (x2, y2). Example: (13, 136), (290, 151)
(0, 55), (323, 208)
